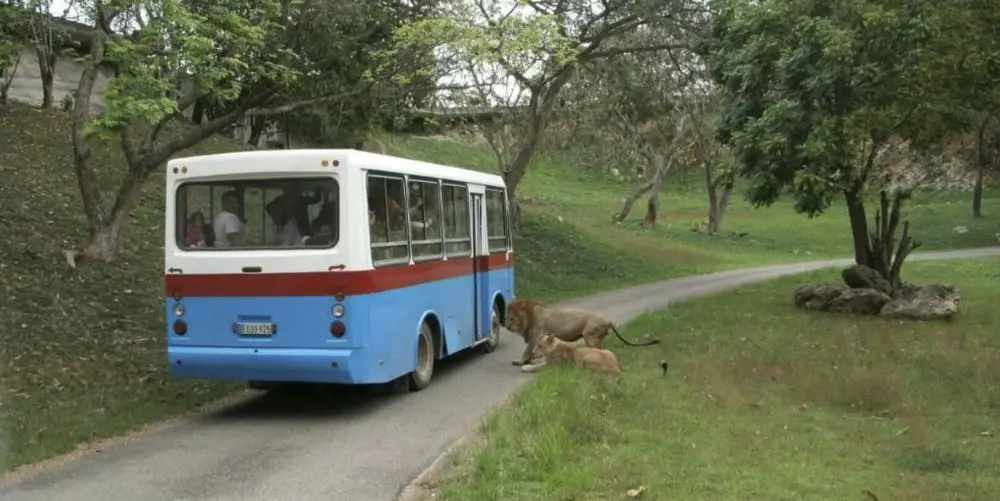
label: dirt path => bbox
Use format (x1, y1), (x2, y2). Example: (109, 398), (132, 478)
(3, 247), (998, 501)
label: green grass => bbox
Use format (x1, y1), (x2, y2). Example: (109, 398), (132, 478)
(437, 258), (1000, 501)
(386, 134), (1000, 271)
(0, 102), (997, 473)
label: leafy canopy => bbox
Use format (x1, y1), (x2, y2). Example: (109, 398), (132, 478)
(87, 0), (296, 140)
(699, 0), (946, 216)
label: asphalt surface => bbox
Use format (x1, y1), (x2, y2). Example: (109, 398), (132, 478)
(3, 247), (999, 501)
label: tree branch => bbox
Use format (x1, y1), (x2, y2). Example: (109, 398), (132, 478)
(140, 88), (276, 172)
(587, 42), (689, 60)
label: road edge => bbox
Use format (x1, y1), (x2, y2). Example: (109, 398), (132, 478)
(391, 247), (1000, 500)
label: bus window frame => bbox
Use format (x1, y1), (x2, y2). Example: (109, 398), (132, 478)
(407, 175), (446, 263)
(173, 176), (340, 251)
(441, 181), (473, 259)
(484, 187), (509, 254)
(367, 171), (412, 268)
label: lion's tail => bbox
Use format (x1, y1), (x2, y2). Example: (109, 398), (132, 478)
(610, 324), (660, 347)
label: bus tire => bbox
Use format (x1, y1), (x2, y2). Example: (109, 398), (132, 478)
(482, 303), (502, 353)
(408, 321), (436, 391)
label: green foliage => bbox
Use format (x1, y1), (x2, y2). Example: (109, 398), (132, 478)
(699, 0), (950, 216)
(376, 1), (577, 90)
(0, 4), (21, 69)
(87, 0), (297, 140)
(278, 0), (435, 147)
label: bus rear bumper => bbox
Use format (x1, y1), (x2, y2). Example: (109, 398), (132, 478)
(167, 346), (371, 385)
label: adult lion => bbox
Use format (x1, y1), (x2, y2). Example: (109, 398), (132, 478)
(504, 298), (660, 366)
(520, 334), (623, 376)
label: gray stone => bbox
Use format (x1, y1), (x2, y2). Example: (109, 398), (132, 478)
(794, 283), (889, 315)
(842, 264), (893, 296)
(794, 283), (848, 309)
(880, 283), (960, 321)
(827, 287), (891, 315)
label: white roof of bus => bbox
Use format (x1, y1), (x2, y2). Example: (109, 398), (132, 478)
(168, 149), (507, 188)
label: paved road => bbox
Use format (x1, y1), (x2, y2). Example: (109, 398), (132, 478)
(3, 247), (999, 501)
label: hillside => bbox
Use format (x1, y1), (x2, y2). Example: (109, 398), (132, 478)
(1, 104), (998, 472)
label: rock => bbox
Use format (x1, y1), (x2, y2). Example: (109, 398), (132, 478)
(827, 288), (891, 315)
(794, 283), (847, 309)
(794, 283), (889, 315)
(842, 264), (892, 295)
(880, 283), (960, 321)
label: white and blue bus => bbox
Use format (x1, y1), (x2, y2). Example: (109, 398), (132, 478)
(163, 149), (515, 391)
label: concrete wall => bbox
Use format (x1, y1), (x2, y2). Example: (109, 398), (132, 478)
(5, 45), (111, 111)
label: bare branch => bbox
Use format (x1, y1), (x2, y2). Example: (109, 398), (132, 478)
(587, 42), (689, 60)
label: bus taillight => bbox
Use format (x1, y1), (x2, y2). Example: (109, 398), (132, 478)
(330, 321), (345, 338)
(173, 319), (188, 335)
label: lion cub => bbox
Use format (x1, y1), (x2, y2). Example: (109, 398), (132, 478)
(520, 334), (623, 376)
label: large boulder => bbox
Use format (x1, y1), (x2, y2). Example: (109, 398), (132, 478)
(842, 264), (893, 296)
(827, 288), (891, 315)
(794, 283), (847, 309)
(880, 283), (960, 321)
(794, 283), (890, 315)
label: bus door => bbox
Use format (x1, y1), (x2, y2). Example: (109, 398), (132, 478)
(471, 193), (485, 340)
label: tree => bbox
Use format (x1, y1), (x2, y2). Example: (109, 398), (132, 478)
(63, 0), (440, 265)
(3, 0), (75, 108)
(0, 4), (22, 105)
(564, 29), (696, 226)
(700, 0), (948, 277)
(929, 0), (1000, 217)
(385, 0), (702, 226)
(686, 88), (734, 234)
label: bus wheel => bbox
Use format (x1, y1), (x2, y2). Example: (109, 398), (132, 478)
(482, 303), (501, 353)
(408, 322), (436, 391)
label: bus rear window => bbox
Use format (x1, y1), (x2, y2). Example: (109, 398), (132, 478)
(174, 177), (339, 250)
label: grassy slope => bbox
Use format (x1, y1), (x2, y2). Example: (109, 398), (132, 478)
(385, 135), (1000, 273)
(438, 258), (1000, 501)
(0, 103), (996, 472)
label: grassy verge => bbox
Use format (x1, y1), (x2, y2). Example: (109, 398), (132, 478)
(437, 257), (1000, 501)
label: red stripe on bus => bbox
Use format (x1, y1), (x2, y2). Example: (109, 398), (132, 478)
(164, 253), (514, 297)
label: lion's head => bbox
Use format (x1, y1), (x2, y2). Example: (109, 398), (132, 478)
(530, 334), (559, 358)
(504, 298), (541, 338)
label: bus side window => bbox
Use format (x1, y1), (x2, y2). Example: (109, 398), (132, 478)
(368, 174), (410, 265)
(442, 183), (472, 257)
(409, 179), (443, 261)
(485, 188), (509, 253)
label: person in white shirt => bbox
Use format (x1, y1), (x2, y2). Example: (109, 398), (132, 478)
(213, 191), (246, 247)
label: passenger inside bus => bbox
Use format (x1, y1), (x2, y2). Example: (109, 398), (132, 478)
(183, 211), (208, 248)
(304, 202), (338, 246)
(265, 194), (304, 246)
(213, 191), (246, 247)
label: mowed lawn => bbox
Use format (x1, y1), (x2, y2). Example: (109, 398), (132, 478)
(437, 258), (1000, 501)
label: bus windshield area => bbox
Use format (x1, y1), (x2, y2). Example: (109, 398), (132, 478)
(175, 177), (339, 250)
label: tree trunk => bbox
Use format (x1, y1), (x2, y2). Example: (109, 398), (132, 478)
(68, 27), (109, 266)
(717, 181), (733, 230)
(501, 67), (576, 222)
(642, 151), (668, 226)
(0, 51), (20, 105)
(80, 168), (147, 262)
(36, 48), (55, 109)
(706, 162), (718, 233)
(613, 179), (655, 223)
(706, 160), (734, 234)
(843, 188), (872, 267)
(973, 116), (989, 218)
(865, 190), (920, 293)
(192, 97), (207, 124)
(247, 115), (266, 147)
